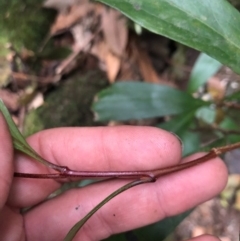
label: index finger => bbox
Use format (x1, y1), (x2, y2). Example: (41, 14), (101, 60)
(8, 126), (182, 207)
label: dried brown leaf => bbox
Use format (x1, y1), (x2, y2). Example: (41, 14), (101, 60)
(105, 52), (121, 82)
(50, 2), (95, 35)
(91, 39), (108, 67)
(136, 48), (160, 83)
(101, 8), (128, 56)
(129, 37), (161, 83)
(44, 0), (88, 12)
(91, 40), (121, 82)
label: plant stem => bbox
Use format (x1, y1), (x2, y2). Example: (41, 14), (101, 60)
(14, 142), (240, 180)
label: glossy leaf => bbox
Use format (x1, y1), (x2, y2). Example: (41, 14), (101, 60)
(187, 53), (222, 93)
(99, 0), (240, 74)
(93, 82), (206, 121)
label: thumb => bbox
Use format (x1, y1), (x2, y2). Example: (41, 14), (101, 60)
(0, 113), (14, 209)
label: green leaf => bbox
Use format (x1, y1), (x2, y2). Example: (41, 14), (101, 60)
(98, 0), (240, 74)
(219, 117), (240, 143)
(0, 99), (57, 169)
(64, 179), (151, 241)
(178, 130), (200, 156)
(220, 116), (238, 130)
(225, 90), (240, 101)
(187, 53), (222, 93)
(158, 112), (200, 155)
(196, 106), (216, 125)
(93, 82), (206, 121)
(104, 210), (191, 241)
(158, 111), (195, 134)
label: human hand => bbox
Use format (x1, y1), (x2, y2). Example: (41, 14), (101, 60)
(0, 113), (227, 241)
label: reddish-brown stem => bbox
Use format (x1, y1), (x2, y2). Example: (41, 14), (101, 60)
(14, 142), (240, 181)
(14, 170), (154, 179)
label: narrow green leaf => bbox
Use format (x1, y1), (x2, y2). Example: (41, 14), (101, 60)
(98, 0), (240, 74)
(187, 53), (222, 93)
(0, 99), (57, 169)
(93, 82), (206, 121)
(64, 179), (150, 241)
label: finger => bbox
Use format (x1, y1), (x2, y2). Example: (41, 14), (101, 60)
(0, 113), (14, 209)
(189, 235), (220, 241)
(0, 206), (24, 241)
(23, 153), (227, 241)
(9, 126), (182, 207)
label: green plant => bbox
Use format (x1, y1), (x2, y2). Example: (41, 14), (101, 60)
(93, 0), (240, 156)
(91, 0), (240, 240)
(93, 52), (240, 155)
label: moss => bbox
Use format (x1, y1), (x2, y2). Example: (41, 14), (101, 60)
(23, 70), (108, 136)
(0, 0), (56, 55)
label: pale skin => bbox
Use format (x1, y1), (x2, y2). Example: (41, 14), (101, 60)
(0, 113), (227, 241)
